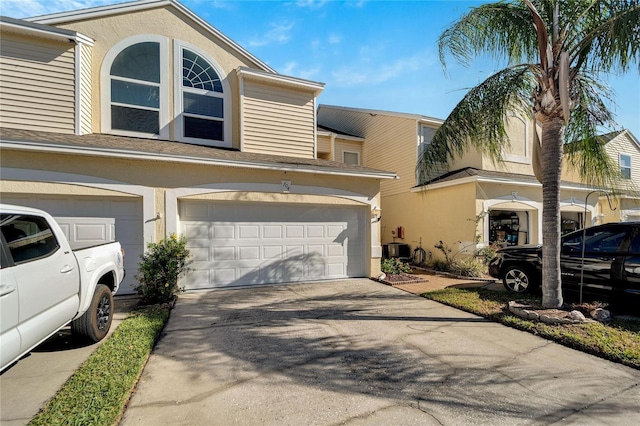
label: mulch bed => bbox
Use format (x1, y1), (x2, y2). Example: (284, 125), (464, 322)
(376, 273), (429, 286)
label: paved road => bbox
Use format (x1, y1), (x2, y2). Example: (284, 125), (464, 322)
(121, 279), (640, 425)
(0, 296), (138, 425)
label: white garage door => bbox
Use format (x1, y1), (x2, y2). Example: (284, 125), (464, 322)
(180, 200), (366, 289)
(1, 195), (143, 294)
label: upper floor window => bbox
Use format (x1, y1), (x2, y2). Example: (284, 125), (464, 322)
(102, 36), (231, 147)
(178, 47), (225, 143)
(620, 154), (632, 179)
(343, 151), (360, 165)
(110, 42), (161, 135)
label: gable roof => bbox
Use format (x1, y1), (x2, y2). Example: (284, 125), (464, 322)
(26, 0), (275, 73)
(0, 128), (396, 180)
(414, 167), (596, 191)
(318, 104), (444, 126)
(0, 15), (93, 45)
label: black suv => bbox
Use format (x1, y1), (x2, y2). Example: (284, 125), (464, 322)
(488, 222), (640, 304)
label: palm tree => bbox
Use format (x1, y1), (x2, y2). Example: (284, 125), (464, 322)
(418, 0), (639, 308)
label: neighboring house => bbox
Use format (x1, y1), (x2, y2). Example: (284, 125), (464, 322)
(317, 104), (640, 260)
(0, 0), (395, 294)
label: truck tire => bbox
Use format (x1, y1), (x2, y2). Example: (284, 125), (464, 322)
(72, 284), (113, 342)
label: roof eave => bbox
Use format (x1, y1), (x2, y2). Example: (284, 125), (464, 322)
(0, 140), (396, 180)
(26, 0), (274, 73)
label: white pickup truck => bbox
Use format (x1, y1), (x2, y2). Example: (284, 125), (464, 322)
(0, 204), (125, 372)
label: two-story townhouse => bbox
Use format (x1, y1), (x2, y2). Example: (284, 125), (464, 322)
(0, 0), (396, 294)
(317, 104), (637, 261)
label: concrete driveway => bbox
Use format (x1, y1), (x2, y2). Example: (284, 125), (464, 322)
(121, 279), (640, 425)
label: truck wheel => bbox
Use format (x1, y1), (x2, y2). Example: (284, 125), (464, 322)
(72, 284), (113, 342)
(502, 266), (535, 293)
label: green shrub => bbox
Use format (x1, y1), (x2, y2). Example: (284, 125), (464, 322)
(381, 258), (412, 275)
(451, 258), (486, 278)
(135, 234), (191, 304)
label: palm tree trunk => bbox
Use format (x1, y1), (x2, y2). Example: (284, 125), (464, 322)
(541, 117), (564, 308)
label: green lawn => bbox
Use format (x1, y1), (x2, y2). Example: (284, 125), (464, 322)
(422, 287), (640, 369)
(29, 305), (170, 426)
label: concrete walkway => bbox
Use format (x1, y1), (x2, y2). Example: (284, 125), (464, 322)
(0, 296), (138, 426)
(121, 279), (640, 425)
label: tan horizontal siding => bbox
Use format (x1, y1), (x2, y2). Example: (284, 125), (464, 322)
(335, 139), (363, 163)
(606, 133), (640, 191)
(242, 80), (315, 159)
(0, 33), (76, 134)
(318, 108), (417, 195)
(317, 135), (331, 154)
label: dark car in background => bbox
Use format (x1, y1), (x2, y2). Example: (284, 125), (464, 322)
(488, 222), (640, 306)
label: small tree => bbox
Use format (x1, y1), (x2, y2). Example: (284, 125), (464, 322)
(135, 234), (190, 304)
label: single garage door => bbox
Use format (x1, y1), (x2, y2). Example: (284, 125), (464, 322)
(180, 200), (366, 289)
(0, 195), (143, 294)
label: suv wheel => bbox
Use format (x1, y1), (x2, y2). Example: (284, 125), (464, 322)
(503, 266), (534, 293)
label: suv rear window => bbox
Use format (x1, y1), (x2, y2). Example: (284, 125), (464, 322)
(562, 227), (628, 255)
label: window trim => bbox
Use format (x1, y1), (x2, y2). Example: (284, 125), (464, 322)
(342, 150), (360, 166)
(173, 40), (232, 148)
(100, 35), (169, 139)
(620, 153), (632, 180)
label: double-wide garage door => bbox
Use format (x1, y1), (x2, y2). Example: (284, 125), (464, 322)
(180, 200), (366, 289)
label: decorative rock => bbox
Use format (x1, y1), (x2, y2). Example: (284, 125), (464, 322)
(569, 310), (586, 321)
(591, 308), (611, 322)
(377, 272), (387, 281)
(526, 310), (540, 321)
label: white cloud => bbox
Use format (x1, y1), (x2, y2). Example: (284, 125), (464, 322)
(328, 33), (341, 44)
(248, 21), (294, 47)
(280, 61), (321, 81)
(0, 0), (126, 18)
(330, 51), (433, 87)
(293, 0), (328, 9)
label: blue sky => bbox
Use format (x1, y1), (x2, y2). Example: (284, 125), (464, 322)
(2, 0), (638, 136)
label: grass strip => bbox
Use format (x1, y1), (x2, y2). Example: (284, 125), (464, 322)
(29, 305), (170, 426)
(422, 288), (640, 369)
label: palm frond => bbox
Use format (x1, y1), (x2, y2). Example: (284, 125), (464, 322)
(569, 0), (640, 73)
(417, 65), (537, 180)
(438, 1), (539, 69)
(563, 72), (622, 189)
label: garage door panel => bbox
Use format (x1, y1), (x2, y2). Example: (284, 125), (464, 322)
(179, 201), (365, 289)
(2, 195), (143, 294)
(213, 246), (235, 260)
(213, 225), (234, 239)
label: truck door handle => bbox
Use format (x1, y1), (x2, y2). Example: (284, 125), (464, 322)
(60, 265), (75, 274)
(0, 284), (17, 297)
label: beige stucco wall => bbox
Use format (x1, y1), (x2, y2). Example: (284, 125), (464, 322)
(0, 32), (76, 134)
(54, 6), (260, 145)
(1, 149), (383, 276)
(380, 182), (477, 261)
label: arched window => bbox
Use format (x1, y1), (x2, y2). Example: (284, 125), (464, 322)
(102, 36), (168, 138)
(176, 44), (229, 146)
(110, 42), (160, 135)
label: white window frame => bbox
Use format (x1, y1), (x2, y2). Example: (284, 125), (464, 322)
(100, 35), (169, 139)
(173, 40), (232, 148)
(342, 150), (360, 165)
(620, 153), (632, 179)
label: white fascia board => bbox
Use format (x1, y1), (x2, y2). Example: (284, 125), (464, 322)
(0, 18), (93, 46)
(237, 67), (325, 95)
(27, 0), (274, 73)
(318, 104), (444, 123)
(1, 140), (397, 180)
(317, 130), (364, 142)
(411, 175), (597, 193)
